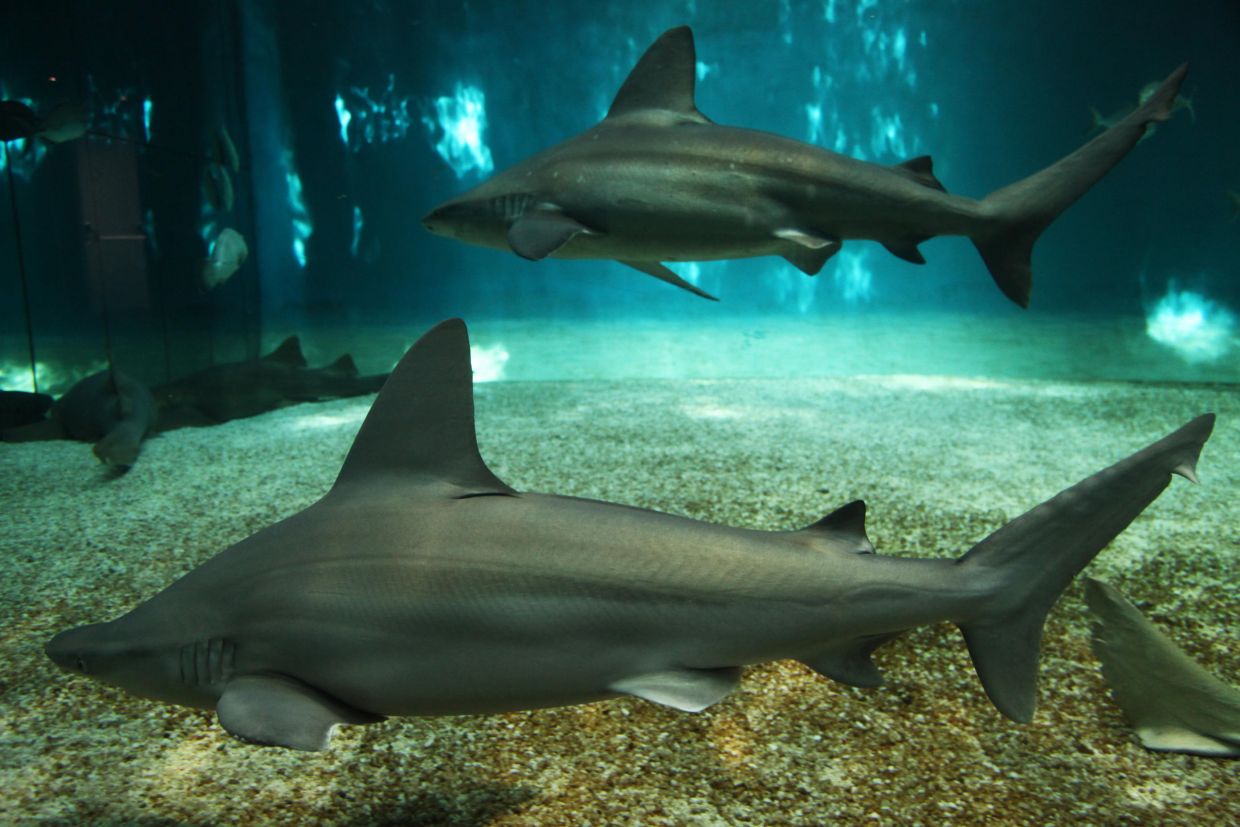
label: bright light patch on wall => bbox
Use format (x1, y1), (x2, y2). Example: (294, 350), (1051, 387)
(834, 249), (873, 304)
(806, 103), (824, 144)
(1146, 286), (1236, 363)
(423, 83), (493, 179)
(142, 97), (153, 140)
(351, 206), (364, 258)
(334, 94), (351, 146)
(282, 150), (313, 268)
(695, 61), (714, 82)
(0, 359), (104, 395)
(470, 344), (509, 382)
(823, 0), (838, 23)
(869, 107), (907, 158)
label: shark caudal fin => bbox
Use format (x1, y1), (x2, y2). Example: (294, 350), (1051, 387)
(972, 62), (1189, 307)
(953, 414), (1213, 722)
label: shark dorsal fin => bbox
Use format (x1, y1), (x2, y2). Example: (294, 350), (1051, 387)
(332, 319), (514, 496)
(265, 336), (307, 368)
(796, 500), (874, 554)
(606, 26), (710, 123)
(328, 354), (359, 377)
(892, 156), (947, 192)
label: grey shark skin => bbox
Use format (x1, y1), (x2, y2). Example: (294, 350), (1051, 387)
(422, 26), (1189, 307)
(46, 320), (1213, 751)
(1085, 578), (1240, 757)
(153, 336), (387, 429)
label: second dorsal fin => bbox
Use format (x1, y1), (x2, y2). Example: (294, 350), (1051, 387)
(265, 337), (307, 368)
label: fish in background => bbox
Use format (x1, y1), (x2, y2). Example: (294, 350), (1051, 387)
(3, 370), (157, 469)
(1085, 578), (1240, 757)
(0, 390), (53, 430)
(153, 336), (387, 429)
(1088, 79), (1195, 139)
(201, 227), (248, 290)
(423, 26), (1189, 308)
(43, 319), (1212, 750)
(0, 99), (87, 144)
(1228, 190), (1240, 220)
(202, 125), (240, 211)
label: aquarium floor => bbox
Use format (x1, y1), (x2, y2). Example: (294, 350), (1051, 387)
(2, 369), (1238, 825)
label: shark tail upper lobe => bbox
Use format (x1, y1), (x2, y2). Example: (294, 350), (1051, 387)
(971, 62), (1189, 308)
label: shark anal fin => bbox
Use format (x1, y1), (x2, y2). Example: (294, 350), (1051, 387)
(801, 634), (899, 688)
(774, 230), (840, 275)
(881, 237), (928, 264)
(610, 666), (740, 712)
(332, 319), (516, 495)
(618, 260), (718, 301)
(893, 155), (947, 192)
(217, 674), (383, 751)
(795, 500), (874, 554)
(507, 209), (592, 260)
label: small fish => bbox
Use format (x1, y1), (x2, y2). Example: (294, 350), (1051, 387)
(1086, 578), (1240, 757)
(201, 227), (248, 290)
(0, 99), (87, 144)
(1088, 80), (1194, 141)
(202, 163), (235, 212)
(210, 126), (241, 173)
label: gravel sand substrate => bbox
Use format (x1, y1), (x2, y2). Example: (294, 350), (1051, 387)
(2, 375), (1237, 825)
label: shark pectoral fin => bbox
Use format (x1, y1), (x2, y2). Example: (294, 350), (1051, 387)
(801, 633), (900, 688)
(1135, 726), (1240, 757)
(217, 674), (384, 751)
(774, 230), (840, 275)
(610, 666), (740, 712)
(507, 210), (592, 260)
(619, 260), (719, 301)
(880, 237), (929, 264)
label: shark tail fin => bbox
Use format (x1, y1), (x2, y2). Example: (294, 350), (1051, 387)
(972, 62), (1188, 308)
(952, 414), (1212, 722)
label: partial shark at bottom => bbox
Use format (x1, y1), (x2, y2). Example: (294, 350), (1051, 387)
(45, 320), (1213, 750)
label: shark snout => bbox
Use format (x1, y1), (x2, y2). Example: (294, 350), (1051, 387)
(45, 628), (86, 672)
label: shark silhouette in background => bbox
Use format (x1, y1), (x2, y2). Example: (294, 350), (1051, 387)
(46, 319), (1213, 750)
(153, 336), (387, 430)
(423, 26), (1189, 307)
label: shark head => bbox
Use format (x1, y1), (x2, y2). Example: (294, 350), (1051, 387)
(422, 189), (536, 251)
(46, 615), (224, 709)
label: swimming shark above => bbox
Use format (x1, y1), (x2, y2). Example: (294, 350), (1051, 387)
(45, 320), (1213, 750)
(422, 26), (1189, 307)
(153, 336), (387, 430)
(1085, 578), (1240, 757)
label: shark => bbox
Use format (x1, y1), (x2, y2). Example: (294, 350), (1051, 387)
(153, 336), (387, 430)
(45, 319), (1213, 751)
(1085, 578), (1240, 757)
(422, 26), (1189, 307)
(2, 370), (156, 468)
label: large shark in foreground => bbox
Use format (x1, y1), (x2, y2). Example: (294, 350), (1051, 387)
(423, 27), (1188, 307)
(46, 320), (1213, 750)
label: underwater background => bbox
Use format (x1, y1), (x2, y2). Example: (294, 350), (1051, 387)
(2, 1), (1239, 825)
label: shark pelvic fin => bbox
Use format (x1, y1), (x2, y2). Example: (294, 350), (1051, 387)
(265, 336), (308, 368)
(619, 260), (718, 301)
(795, 500), (874, 555)
(610, 666), (740, 712)
(774, 229), (841, 275)
(508, 209), (592, 260)
(606, 26), (710, 123)
(217, 674), (384, 752)
(332, 319), (515, 496)
(892, 155), (946, 191)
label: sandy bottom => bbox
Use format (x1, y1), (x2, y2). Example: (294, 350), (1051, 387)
(2, 371), (1238, 825)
